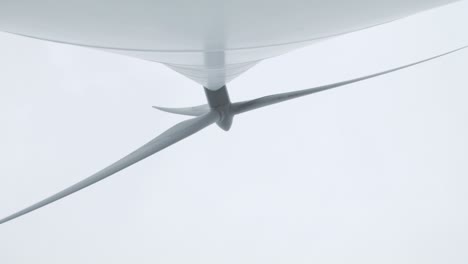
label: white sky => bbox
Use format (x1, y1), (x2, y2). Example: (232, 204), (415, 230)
(1, 1), (468, 263)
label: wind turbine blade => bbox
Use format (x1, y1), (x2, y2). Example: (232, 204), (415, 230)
(152, 104), (210, 116)
(0, 111), (219, 225)
(232, 45), (468, 115)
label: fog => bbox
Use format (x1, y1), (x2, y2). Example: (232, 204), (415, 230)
(1, 1), (468, 263)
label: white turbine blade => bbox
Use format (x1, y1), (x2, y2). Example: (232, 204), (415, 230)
(152, 104), (210, 116)
(0, 111), (219, 225)
(232, 44), (468, 115)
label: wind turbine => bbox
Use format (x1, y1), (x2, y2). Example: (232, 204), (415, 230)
(0, 0), (466, 224)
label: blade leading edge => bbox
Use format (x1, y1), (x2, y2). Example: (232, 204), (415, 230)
(232, 45), (468, 114)
(152, 104), (210, 116)
(0, 111), (219, 224)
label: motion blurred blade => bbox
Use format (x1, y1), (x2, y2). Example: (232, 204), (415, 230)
(232, 45), (468, 115)
(0, 111), (219, 224)
(152, 104), (210, 116)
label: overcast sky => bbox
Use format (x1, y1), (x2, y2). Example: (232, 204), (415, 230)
(1, 1), (468, 263)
